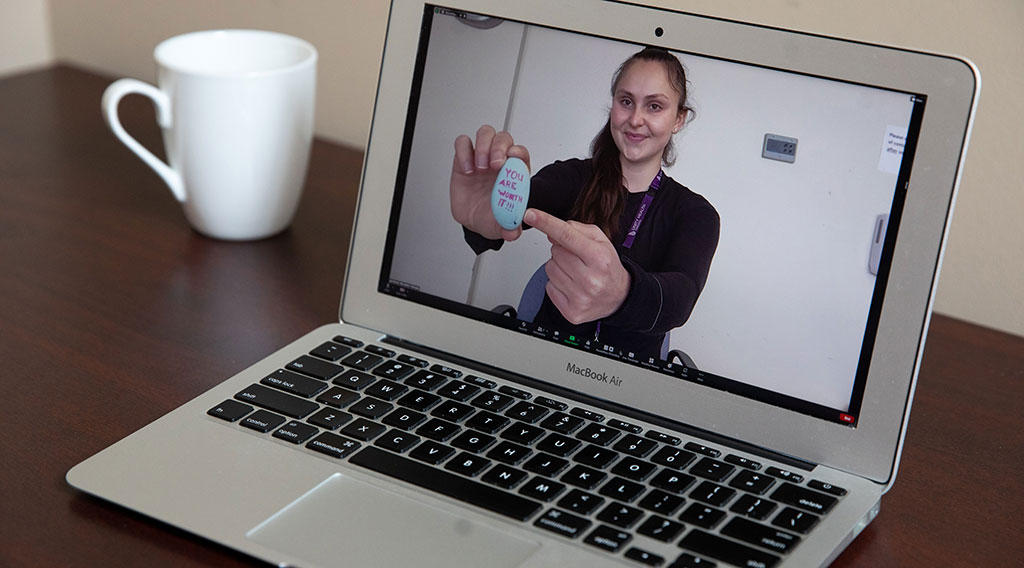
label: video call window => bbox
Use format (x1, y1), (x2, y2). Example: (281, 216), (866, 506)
(380, 6), (925, 426)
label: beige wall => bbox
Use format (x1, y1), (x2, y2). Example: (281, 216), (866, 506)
(0, 0), (54, 75)
(4, 1), (1022, 337)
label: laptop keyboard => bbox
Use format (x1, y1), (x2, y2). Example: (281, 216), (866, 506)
(208, 335), (846, 567)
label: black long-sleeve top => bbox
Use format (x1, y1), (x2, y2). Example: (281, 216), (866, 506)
(465, 158), (720, 361)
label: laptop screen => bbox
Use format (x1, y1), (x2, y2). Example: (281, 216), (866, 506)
(378, 5), (925, 427)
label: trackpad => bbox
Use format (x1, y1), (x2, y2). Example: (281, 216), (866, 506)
(247, 473), (540, 568)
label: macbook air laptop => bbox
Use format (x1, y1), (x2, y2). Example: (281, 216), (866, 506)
(68, 1), (979, 566)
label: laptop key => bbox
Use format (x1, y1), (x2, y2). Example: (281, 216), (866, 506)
(690, 458), (735, 482)
(637, 489), (685, 515)
(306, 408), (352, 430)
(435, 381), (480, 402)
(350, 448), (542, 520)
(429, 364), (462, 378)
(679, 529), (781, 568)
(397, 354), (428, 368)
(730, 494), (777, 521)
(721, 517), (801, 554)
(584, 525), (632, 553)
(534, 508), (592, 539)
(374, 429), (420, 453)
(576, 423), (621, 446)
(364, 379), (408, 401)
(534, 397), (568, 411)
(409, 440), (455, 465)
(596, 502), (644, 528)
(463, 375), (497, 389)
(562, 464), (607, 490)
(481, 464), (529, 489)
(519, 477), (566, 502)
(273, 421), (319, 444)
(372, 361), (416, 381)
(340, 418), (387, 441)
(599, 477), (646, 502)
(729, 470), (775, 495)
(684, 442), (721, 458)
(637, 515), (685, 543)
(624, 547), (665, 567)
(471, 391), (516, 412)
(316, 387), (359, 408)
(241, 410), (287, 433)
(286, 356), (344, 381)
(451, 430), (497, 453)
(405, 370), (448, 391)
(557, 489), (604, 515)
(486, 441), (533, 465)
(808, 480), (848, 497)
(348, 398), (393, 420)
(771, 482), (838, 514)
(611, 456), (658, 481)
(679, 504), (726, 529)
(651, 446), (696, 470)
(306, 432), (361, 459)
(396, 389), (441, 412)
(444, 452), (491, 477)
(332, 335), (363, 348)
(690, 481), (736, 507)
(523, 453), (570, 477)
(382, 408), (427, 430)
(505, 401), (549, 424)
(764, 467), (804, 484)
(309, 341), (351, 362)
(364, 345), (395, 358)
(464, 410), (510, 434)
(574, 444), (620, 469)
(569, 408), (605, 422)
(431, 400), (476, 422)
(340, 351), (383, 372)
(207, 400), (252, 422)
(613, 434), (658, 458)
(539, 412), (585, 434)
(416, 418), (462, 442)
(333, 369), (376, 390)
(772, 507), (820, 534)
(235, 384), (319, 419)
(536, 433), (581, 457)
(500, 422), (546, 445)
(261, 369), (329, 398)
(644, 430), (681, 446)
(672, 552), (716, 568)
(650, 468), (696, 494)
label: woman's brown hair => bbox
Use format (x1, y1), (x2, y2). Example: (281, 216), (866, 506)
(571, 47), (692, 240)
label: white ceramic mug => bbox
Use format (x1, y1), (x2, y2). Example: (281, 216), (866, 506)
(102, 30), (317, 240)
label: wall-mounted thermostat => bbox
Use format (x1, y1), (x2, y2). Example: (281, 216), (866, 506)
(762, 133), (798, 163)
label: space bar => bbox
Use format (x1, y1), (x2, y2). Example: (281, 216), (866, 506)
(349, 447), (542, 522)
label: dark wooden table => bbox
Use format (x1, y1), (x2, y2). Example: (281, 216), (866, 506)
(1, 66), (1021, 567)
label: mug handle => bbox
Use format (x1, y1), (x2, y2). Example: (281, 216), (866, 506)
(101, 78), (185, 202)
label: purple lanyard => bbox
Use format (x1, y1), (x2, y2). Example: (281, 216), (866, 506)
(595, 169), (664, 341)
(620, 169), (663, 249)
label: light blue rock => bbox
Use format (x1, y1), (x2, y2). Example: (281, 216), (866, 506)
(490, 157), (530, 230)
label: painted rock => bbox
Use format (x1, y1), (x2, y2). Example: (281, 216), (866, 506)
(490, 157), (531, 230)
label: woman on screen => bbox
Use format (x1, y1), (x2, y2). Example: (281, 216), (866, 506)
(450, 47), (719, 362)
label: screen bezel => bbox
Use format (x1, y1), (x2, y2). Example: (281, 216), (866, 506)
(342, 0), (978, 484)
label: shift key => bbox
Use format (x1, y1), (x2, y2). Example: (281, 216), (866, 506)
(235, 384), (319, 419)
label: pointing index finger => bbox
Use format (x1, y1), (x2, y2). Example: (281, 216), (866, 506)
(525, 209), (602, 264)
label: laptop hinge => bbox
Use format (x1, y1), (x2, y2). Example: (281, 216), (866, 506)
(382, 335), (818, 472)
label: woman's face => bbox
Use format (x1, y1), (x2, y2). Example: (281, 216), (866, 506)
(609, 59), (686, 171)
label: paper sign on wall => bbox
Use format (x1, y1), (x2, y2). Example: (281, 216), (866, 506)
(878, 125), (907, 174)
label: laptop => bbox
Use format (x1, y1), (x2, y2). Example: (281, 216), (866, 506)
(67, 1), (979, 566)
